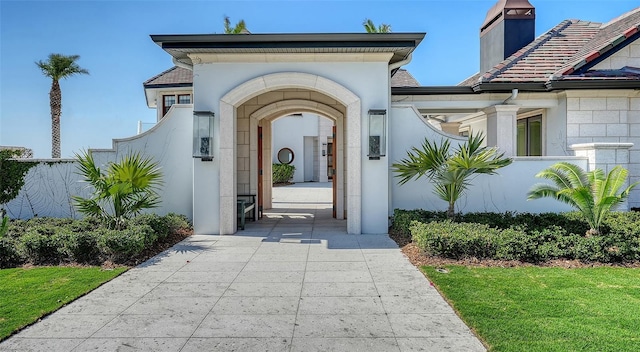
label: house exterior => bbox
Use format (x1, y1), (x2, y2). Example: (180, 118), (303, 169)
(5, 0), (640, 235)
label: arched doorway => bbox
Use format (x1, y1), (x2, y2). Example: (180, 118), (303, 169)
(219, 72), (361, 235)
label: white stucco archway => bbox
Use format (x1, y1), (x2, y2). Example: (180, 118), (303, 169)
(219, 72), (361, 235)
(249, 99), (345, 219)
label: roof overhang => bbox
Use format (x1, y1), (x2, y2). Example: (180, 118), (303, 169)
(150, 33), (425, 66)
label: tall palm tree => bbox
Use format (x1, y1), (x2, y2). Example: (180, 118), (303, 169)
(363, 19), (391, 33)
(224, 16), (248, 34)
(392, 133), (512, 219)
(528, 162), (638, 236)
(35, 54), (89, 158)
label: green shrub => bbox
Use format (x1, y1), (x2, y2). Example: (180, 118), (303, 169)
(19, 230), (63, 264)
(128, 214), (170, 239)
(273, 163), (295, 184)
(495, 226), (574, 262)
(410, 220), (499, 260)
(391, 209), (446, 237)
(164, 213), (192, 233)
(57, 231), (100, 264)
(0, 238), (22, 268)
(97, 226), (147, 262)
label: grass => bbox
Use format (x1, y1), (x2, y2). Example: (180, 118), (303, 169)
(423, 266), (640, 352)
(0, 266), (127, 340)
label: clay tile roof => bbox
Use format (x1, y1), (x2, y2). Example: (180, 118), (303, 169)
(391, 69), (420, 87)
(465, 6), (640, 85)
(143, 66), (192, 87)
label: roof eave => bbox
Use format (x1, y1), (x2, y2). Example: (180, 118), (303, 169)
(391, 86), (477, 95)
(546, 79), (640, 90)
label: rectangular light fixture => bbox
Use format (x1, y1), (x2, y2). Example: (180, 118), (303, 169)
(368, 109), (386, 160)
(193, 111), (215, 161)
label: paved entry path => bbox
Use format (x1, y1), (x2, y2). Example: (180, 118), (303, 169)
(1, 183), (485, 352)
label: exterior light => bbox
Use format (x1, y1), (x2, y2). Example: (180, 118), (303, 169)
(193, 111), (214, 161)
(368, 109), (387, 160)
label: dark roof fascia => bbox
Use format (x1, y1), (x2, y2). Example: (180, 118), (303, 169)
(151, 33), (425, 48)
(472, 82), (549, 92)
(572, 30), (640, 75)
(391, 86), (477, 95)
(143, 83), (193, 89)
(546, 80), (640, 90)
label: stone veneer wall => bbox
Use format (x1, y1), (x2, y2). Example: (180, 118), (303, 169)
(566, 91), (640, 207)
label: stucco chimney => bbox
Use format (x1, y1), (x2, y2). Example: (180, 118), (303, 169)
(480, 0), (535, 73)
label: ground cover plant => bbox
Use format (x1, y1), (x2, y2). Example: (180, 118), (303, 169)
(0, 266), (126, 340)
(423, 266), (640, 352)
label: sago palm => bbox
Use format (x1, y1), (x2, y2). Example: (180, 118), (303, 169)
(392, 133), (512, 219)
(528, 162), (638, 236)
(73, 151), (163, 229)
(35, 54), (89, 158)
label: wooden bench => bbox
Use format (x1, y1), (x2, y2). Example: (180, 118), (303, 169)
(237, 194), (256, 230)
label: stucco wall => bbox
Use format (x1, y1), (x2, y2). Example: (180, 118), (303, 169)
(193, 58), (391, 234)
(389, 105), (588, 214)
(272, 114), (317, 183)
(6, 105), (195, 220)
(5, 160), (87, 219)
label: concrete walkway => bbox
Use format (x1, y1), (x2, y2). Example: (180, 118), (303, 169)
(1, 183), (485, 352)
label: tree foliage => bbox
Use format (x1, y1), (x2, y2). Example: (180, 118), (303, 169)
(363, 18), (391, 33)
(392, 133), (512, 218)
(0, 149), (37, 207)
(224, 16), (248, 34)
(35, 54), (89, 158)
(72, 151), (163, 230)
(528, 162), (638, 235)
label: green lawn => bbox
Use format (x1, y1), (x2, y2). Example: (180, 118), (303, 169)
(0, 266), (126, 340)
(423, 266), (640, 352)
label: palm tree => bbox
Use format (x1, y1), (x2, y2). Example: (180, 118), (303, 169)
(528, 162), (638, 236)
(73, 151), (163, 230)
(363, 19), (391, 33)
(35, 54), (89, 158)
(224, 16), (248, 34)
(392, 133), (512, 219)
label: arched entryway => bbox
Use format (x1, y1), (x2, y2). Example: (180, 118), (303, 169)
(219, 72), (361, 235)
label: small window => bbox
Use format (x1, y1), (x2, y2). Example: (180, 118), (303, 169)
(178, 94), (191, 104)
(517, 115), (542, 156)
(163, 95), (176, 116)
(162, 94), (191, 116)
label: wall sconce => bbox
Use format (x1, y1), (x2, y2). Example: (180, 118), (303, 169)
(193, 111), (215, 161)
(322, 142), (327, 156)
(368, 109), (387, 160)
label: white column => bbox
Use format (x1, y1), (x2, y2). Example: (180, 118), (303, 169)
(484, 105), (519, 156)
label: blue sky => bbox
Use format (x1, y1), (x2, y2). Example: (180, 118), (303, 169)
(1, 0), (638, 158)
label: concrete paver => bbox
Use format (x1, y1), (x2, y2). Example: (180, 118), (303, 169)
(0, 183), (485, 352)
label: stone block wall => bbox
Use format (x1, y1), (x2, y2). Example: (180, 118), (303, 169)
(566, 91), (640, 208)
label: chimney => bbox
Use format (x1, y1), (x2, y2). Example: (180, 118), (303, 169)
(480, 0), (535, 73)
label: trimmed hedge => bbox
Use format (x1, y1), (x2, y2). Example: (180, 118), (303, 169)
(273, 163), (295, 184)
(394, 209), (640, 264)
(0, 213), (192, 268)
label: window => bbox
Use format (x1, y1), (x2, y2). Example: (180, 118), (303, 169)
(517, 115), (542, 156)
(178, 94), (191, 104)
(162, 94), (191, 116)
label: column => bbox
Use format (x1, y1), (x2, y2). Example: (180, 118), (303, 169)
(483, 105), (520, 156)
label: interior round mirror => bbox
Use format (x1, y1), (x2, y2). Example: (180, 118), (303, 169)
(277, 147), (294, 164)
